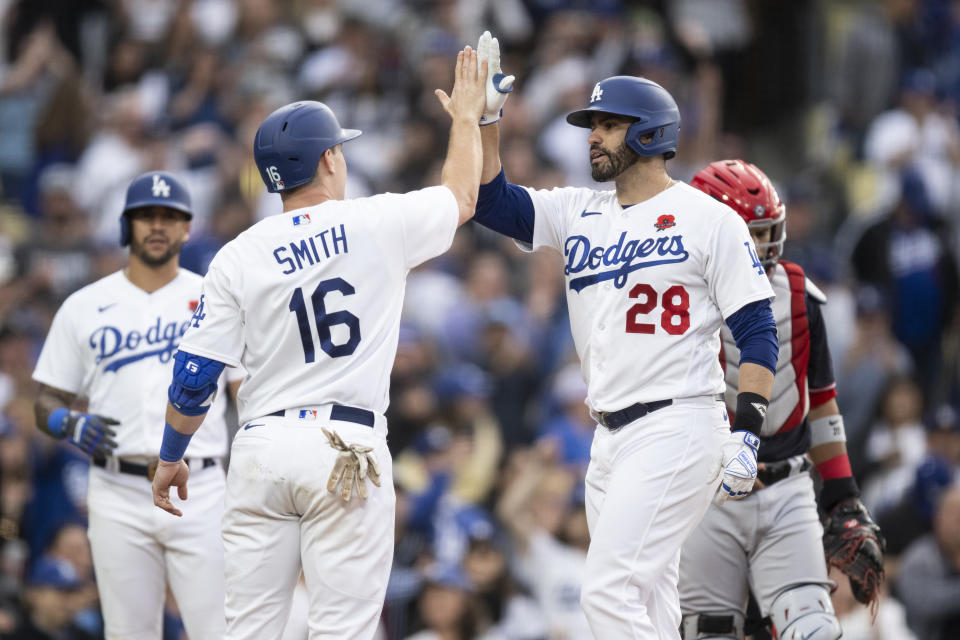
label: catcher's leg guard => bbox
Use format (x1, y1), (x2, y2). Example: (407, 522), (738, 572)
(680, 611), (744, 639)
(768, 584), (842, 640)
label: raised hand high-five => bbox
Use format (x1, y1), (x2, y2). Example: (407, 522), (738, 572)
(435, 46), (487, 123)
(476, 30), (515, 125)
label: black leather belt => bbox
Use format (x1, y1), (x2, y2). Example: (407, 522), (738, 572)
(757, 456), (812, 487)
(596, 399), (673, 431)
(93, 457), (217, 479)
(596, 394), (725, 432)
(267, 403), (375, 428)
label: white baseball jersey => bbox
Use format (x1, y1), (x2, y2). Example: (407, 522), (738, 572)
(522, 181), (774, 411)
(513, 530), (591, 640)
(32, 269), (231, 458)
(179, 185), (458, 425)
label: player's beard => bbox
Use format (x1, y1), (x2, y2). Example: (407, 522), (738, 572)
(591, 141), (639, 182)
(131, 235), (184, 267)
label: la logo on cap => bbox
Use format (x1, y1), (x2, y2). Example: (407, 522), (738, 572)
(590, 84), (604, 103)
(152, 174), (171, 198)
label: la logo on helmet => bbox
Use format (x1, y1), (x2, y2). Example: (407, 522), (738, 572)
(590, 84), (604, 103)
(152, 174), (171, 198)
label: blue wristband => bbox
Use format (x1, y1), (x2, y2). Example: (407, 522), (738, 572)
(159, 422), (193, 462)
(47, 408), (70, 438)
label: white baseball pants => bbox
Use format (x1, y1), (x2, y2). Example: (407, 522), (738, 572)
(87, 460), (226, 640)
(222, 411), (395, 640)
(581, 395), (728, 639)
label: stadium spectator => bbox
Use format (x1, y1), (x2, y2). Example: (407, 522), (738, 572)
(896, 484), (960, 640)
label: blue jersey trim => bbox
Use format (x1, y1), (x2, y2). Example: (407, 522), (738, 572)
(726, 299), (778, 374)
(474, 169), (535, 243)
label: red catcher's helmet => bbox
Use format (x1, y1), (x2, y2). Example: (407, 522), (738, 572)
(691, 159), (785, 267)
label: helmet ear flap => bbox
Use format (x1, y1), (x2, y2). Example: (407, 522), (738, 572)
(119, 214), (130, 247)
(624, 121), (679, 159)
(624, 120), (646, 156)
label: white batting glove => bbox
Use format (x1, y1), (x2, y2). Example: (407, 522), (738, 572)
(713, 430), (760, 505)
(322, 428), (382, 502)
(477, 30), (514, 126)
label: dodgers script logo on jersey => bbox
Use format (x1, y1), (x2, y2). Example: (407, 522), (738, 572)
(89, 317), (191, 372)
(563, 230), (689, 292)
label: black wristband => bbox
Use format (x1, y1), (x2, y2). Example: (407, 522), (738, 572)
(820, 476), (860, 513)
(733, 392), (768, 436)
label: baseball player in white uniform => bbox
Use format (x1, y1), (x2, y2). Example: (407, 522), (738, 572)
(678, 160), (885, 640)
(150, 46), (488, 640)
(32, 171), (238, 640)
(469, 33), (778, 639)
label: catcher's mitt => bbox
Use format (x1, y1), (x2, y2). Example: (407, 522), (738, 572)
(823, 498), (885, 610)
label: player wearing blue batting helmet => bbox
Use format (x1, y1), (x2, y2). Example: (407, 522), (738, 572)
(566, 76), (681, 160)
(253, 101), (362, 193)
(120, 171), (192, 247)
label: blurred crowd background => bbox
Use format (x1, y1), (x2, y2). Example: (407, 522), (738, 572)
(1, 0), (960, 638)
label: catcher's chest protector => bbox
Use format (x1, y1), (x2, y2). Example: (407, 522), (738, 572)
(720, 261), (810, 437)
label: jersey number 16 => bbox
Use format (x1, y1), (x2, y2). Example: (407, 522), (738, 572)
(288, 277), (361, 362)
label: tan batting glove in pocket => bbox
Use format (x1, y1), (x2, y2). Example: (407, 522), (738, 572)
(322, 427), (382, 502)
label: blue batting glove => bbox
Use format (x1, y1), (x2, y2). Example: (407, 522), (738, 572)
(48, 409), (119, 458)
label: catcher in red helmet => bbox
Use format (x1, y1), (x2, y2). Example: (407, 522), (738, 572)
(677, 160), (884, 640)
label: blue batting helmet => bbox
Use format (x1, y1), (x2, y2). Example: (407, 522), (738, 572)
(253, 101), (362, 193)
(120, 171), (192, 247)
(566, 76), (681, 158)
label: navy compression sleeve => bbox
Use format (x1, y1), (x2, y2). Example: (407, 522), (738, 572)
(725, 299), (778, 373)
(474, 169), (535, 243)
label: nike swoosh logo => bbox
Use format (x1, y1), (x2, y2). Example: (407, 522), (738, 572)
(580, 209), (602, 217)
(98, 303), (117, 313)
(243, 423), (264, 430)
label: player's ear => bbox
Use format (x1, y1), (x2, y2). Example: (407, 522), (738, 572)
(320, 148), (337, 175)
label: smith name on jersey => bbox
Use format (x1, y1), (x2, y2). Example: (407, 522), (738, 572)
(177, 185), (458, 426)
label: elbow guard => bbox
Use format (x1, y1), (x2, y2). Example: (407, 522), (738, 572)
(168, 350), (225, 416)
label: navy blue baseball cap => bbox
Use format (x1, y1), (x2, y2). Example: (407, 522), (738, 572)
(411, 424), (454, 455)
(901, 68), (937, 96)
(925, 403), (960, 433)
(28, 556), (83, 590)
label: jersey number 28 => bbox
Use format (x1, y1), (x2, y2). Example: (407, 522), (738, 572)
(625, 283), (690, 335)
(288, 277), (361, 362)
